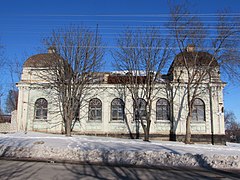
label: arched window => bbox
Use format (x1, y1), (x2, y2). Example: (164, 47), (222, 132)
(156, 98), (170, 120)
(136, 98), (147, 120)
(89, 98), (102, 121)
(35, 98), (48, 120)
(111, 98), (125, 121)
(192, 98), (205, 121)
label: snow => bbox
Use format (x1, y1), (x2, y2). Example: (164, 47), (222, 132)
(0, 132), (240, 169)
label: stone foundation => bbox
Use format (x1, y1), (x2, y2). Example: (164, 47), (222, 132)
(175, 134), (226, 145)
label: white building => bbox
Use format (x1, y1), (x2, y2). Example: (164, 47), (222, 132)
(16, 47), (226, 144)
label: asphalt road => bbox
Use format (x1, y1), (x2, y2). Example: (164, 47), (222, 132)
(0, 159), (239, 180)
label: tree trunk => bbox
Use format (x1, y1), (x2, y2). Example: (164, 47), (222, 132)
(143, 126), (150, 141)
(185, 113), (192, 144)
(65, 118), (72, 137)
(144, 113), (151, 142)
(135, 112), (140, 139)
(185, 80), (192, 144)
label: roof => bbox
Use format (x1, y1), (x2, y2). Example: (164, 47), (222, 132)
(172, 51), (219, 67)
(108, 75), (147, 84)
(107, 74), (168, 84)
(23, 53), (61, 68)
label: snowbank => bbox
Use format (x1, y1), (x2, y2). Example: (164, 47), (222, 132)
(0, 132), (240, 169)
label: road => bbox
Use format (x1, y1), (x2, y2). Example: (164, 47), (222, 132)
(0, 159), (239, 180)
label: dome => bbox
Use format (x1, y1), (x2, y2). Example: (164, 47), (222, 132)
(23, 47), (61, 68)
(23, 53), (60, 68)
(172, 51), (219, 67)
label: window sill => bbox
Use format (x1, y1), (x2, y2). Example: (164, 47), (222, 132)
(155, 120), (171, 123)
(131, 119), (147, 123)
(34, 119), (50, 122)
(191, 121), (206, 124)
(87, 120), (102, 123)
(109, 120), (124, 123)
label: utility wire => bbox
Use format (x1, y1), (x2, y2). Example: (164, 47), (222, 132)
(2, 13), (240, 17)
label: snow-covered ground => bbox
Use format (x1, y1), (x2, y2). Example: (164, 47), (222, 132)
(0, 132), (240, 169)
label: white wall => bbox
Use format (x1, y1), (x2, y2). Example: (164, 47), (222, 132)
(17, 66), (225, 136)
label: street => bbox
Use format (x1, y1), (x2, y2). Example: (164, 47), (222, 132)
(0, 159), (239, 180)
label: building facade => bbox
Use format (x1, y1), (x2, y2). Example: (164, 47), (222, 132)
(16, 47), (226, 144)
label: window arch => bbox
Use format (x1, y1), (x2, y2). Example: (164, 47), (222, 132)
(35, 98), (48, 120)
(192, 98), (205, 121)
(111, 98), (125, 121)
(136, 98), (147, 120)
(156, 98), (170, 120)
(89, 98), (102, 121)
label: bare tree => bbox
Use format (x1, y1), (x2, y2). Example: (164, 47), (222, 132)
(168, 2), (240, 144)
(0, 39), (5, 111)
(43, 25), (104, 136)
(113, 28), (170, 141)
(224, 110), (240, 131)
(6, 54), (26, 115)
(9, 54), (27, 82)
(224, 110), (240, 142)
(5, 89), (18, 114)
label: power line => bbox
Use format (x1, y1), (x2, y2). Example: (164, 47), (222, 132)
(1, 19), (240, 23)
(2, 27), (240, 32)
(2, 13), (240, 17)
(3, 32), (240, 39)
(2, 24), (240, 28)
(3, 45), (240, 50)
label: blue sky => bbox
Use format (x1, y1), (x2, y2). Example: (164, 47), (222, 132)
(0, 0), (240, 121)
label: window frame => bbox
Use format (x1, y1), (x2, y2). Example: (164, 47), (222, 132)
(156, 98), (170, 121)
(111, 98), (125, 121)
(88, 98), (102, 121)
(192, 98), (205, 122)
(34, 98), (48, 120)
(135, 98), (147, 121)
